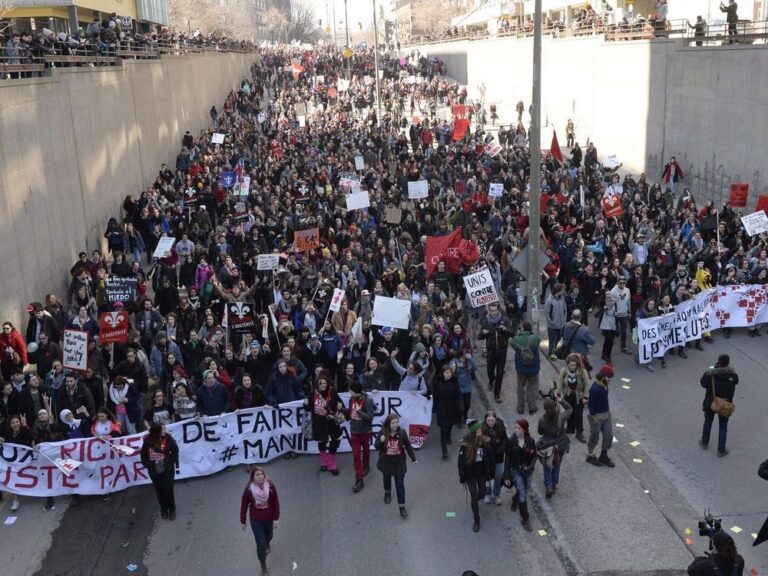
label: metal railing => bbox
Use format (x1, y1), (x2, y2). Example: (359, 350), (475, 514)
(0, 38), (258, 79)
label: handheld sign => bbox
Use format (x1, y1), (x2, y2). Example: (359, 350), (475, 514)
(63, 330), (88, 372)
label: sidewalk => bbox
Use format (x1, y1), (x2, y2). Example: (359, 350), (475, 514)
(472, 347), (693, 575)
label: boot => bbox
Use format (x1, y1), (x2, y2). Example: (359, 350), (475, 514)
(598, 451), (616, 468)
(510, 492), (518, 511)
(260, 559), (269, 575)
(327, 453), (339, 476)
(353, 479), (364, 493)
(695, 341), (704, 351)
(519, 501), (533, 532)
(472, 516), (480, 532)
(319, 450), (328, 472)
(442, 445), (448, 460)
(575, 432), (586, 443)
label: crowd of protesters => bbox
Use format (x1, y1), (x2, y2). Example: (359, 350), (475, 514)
(0, 42), (762, 552)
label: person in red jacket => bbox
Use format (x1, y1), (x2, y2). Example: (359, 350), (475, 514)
(0, 322), (27, 382)
(240, 466), (280, 575)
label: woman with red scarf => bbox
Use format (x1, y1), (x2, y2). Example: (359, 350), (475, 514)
(240, 466), (280, 576)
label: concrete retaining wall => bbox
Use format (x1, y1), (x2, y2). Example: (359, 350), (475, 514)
(0, 53), (255, 328)
(416, 36), (768, 208)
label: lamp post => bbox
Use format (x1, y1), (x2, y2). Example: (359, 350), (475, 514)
(527, 0), (542, 329)
(344, 0), (351, 79)
(372, 0), (382, 125)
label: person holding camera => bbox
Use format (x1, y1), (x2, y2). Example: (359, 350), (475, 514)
(687, 530), (744, 575)
(699, 354), (738, 457)
(719, 1), (739, 44)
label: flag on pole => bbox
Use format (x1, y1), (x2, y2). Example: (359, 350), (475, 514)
(550, 130), (564, 163)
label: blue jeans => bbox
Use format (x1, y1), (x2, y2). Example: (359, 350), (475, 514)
(513, 469), (534, 503)
(383, 474), (406, 506)
(702, 409), (729, 452)
(487, 462), (505, 497)
(542, 457), (563, 488)
(250, 519), (274, 562)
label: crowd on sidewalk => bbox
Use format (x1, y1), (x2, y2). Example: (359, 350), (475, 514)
(0, 41), (754, 574)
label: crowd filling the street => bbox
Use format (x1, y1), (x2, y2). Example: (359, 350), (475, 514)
(2, 41), (766, 575)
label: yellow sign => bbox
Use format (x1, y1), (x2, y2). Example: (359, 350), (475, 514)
(343, 48), (353, 59)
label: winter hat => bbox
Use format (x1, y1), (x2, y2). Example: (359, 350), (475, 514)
(413, 342), (426, 354)
(467, 419), (482, 433)
(516, 419), (529, 433)
(597, 365), (614, 379)
(350, 381), (363, 394)
(250, 340), (262, 352)
(380, 326), (393, 335)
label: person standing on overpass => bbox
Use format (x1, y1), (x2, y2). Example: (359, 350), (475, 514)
(720, 0), (739, 44)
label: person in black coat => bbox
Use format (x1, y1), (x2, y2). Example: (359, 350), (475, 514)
(458, 419), (493, 533)
(482, 411), (508, 505)
(55, 373), (96, 422)
(504, 419), (538, 531)
(25, 304), (61, 348)
(687, 529), (744, 575)
(375, 413), (417, 518)
(699, 354), (738, 457)
(140, 422), (180, 520)
(303, 374), (344, 475)
(433, 365), (464, 460)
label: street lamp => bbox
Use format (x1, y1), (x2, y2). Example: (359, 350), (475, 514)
(372, 0), (382, 125)
(526, 0), (542, 329)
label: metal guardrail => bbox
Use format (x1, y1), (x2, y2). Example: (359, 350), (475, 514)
(0, 40), (258, 79)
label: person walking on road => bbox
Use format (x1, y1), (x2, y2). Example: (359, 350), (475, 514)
(458, 419), (492, 532)
(545, 284), (567, 359)
(586, 366), (615, 468)
(303, 374), (345, 475)
(433, 365), (464, 460)
(607, 277), (631, 354)
(537, 394), (572, 498)
(140, 422), (179, 520)
(478, 303), (511, 403)
(346, 381), (374, 492)
(504, 418), (537, 531)
(555, 353), (589, 443)
(560, 310), (595, 367)
(481, 411), (507, 505)
(240, 466), (280, 576)
(509, 321), (541, 415)
(375, 413), (417, 518)
(699, 354), (738, 457)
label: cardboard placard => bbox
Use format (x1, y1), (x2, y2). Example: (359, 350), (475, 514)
(407, 180), (429, 199)
(294, 227), (321, 252)
(730, 183), (749, 207)
(211, 133), (225, 144)
(345, 191), (370, 211)
(227, 302), (256, 334)
(152, 237), (176, 259)
(385, 207), (402, 224)
(354, 155), (365, 171)
(489, 183), (504, 197)
(328, 288), (345, 312)
(463, 267), (499, 308)
(371, 297), (411, 330)
(98, 312), (129, 344)
(63, 330), (89, 372)
(104, 277), (138, 303)
(741, 210), (768, 236)
(257, 254), (280, 270)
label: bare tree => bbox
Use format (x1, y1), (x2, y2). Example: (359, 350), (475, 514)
(284, 0), (320, 43)
(264, 6), (289, 42)
(0, 4), (15, 40)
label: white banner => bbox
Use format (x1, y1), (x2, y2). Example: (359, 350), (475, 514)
(345, 191), (370, 211)
(463, 267), (499, 308)
(328, 288), (345, 312)
(337, 78), (350, 92)
(211, 133), (225, 144)
(489, 183), (504, 197)
(63, 330), (89, 371)
(741, 210), (768, 236)
(257, 254), (280, 270)
(0, 393), (433, 496)
(637, 284), (768, 362)
(407, 180), (429, 199)
(152, 237), (176, 258)
(371, 296), (411, 330)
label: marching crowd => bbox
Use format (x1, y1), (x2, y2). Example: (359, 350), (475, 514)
(0, 41), (754, 574)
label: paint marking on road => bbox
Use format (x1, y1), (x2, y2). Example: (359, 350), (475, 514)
(4, 516), (17, 525)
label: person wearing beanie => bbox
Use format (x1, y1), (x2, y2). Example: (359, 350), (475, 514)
(345, 380), (375, 492)
(504, 417), (537, 531)
(687, 529), (744, 575)
(433, 365), (464, 460)
(586, 365), (615, 467)
(458, 418), (492, 532)
(537, 393), (573, 497)
(699, 354), (738, 457)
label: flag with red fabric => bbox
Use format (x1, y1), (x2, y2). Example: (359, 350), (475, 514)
(602, 194), (624, 218)
(425, 229), (462, 278)
(729, 183), (749, 207)
(452, 119), (470, 141)
(290, 59), (305, 80)
(756, 195), (768, 213)
(550, 130), (564, 163)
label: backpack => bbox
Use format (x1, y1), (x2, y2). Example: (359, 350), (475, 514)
(518, 335), (535, 366)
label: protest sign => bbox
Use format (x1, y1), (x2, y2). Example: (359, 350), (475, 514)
(227, 302), (256, 334)
(98, 312), (129, 344)
(104, 277), (137, 303)
(294, 227), (321, 252)
(345, 191), (370, 211)
(211, 133), (225, 144)
(257, 254), (280, 270)
(385, 207), (402, 224)
(601, 194), (624, 218)
(407, 180), (429, 199)
(354, 155), (365, 171)
(463, 268), (499, 307)
(63, 330), (88, 371)
(489, 183), (504, 197)
(298, 115), (306, 128)
(337, 78), (350, 92)
(730, 183), (749, 207)
(371, 297), (411, 330)
(741, 210), (768, 236)
(328, 288), (345, 313)
(0, 393), (432, 496)
(485, 141), (502, 157)
(152, 237), (176, 259)
(220, 172), (236, 188)
(756, 195), (768, 213)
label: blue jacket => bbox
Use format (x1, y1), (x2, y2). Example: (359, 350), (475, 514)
(196, 381), (231, 416)
(266, 371), (305, 406)
(451, 357), (478, 394)
(587, 382), (610, 415)
(560, 321), (595, 357)
(150, 340), (183, 380)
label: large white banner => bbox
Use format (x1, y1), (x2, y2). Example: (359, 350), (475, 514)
(637, 284), (768, 362)
(371, 296), (411, 330)
(0, 393), (433, 496)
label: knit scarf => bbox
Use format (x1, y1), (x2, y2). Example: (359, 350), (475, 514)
(109, 383), (128, 405)
(250, 480), (271, 508)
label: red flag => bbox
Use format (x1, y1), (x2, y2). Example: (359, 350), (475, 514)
(451, 104), (467, 120)
(729, 183), (749, 207)
(458, 238), (480, 266)
(550, 130), (564, 163)
(425, 229), (462, 279)
(452, 119), (470, 141)
(756, 195), (768, 213)
(601, 195), (624, 218)
(98, 312), (129, 344)
(290, 59), (305, 80)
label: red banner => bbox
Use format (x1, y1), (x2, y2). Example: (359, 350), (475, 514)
(98, 312), (129, 344)
(452, 119), (470, 141)
(756, 195), (768, 213)
(550, 130), (564, 163)
(730, 183), (749, 207)
(601, 195), (624, 218)
(451, 104), (467, 120)
(425, 229), (462, 279)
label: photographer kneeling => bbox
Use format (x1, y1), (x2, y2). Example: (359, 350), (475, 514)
(687, 530), (744, 575)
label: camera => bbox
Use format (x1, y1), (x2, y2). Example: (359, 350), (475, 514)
(539, 387), (557, 402)
(698, 510), (722, 537)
